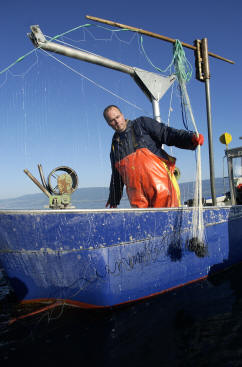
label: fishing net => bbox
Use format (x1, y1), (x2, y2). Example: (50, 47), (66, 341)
(173, 40), (207, 257)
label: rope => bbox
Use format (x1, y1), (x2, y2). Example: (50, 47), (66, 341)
(49, 23), (92, 41)
(140, 35), (173, 74)
(139, 37), (193, 80)
(0, 22), (152, 116)
(0, 50), (38, 76)
(8, 300), (65, 325)
(0, 23), (137, 77)
(173, 40), (193, 82)
(40, 49), (147, 113)
(0, 23), (92, 76)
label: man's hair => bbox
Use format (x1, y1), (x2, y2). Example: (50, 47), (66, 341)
(103, 105), (121, 121)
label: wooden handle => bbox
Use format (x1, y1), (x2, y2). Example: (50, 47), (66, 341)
(86, 15), (235, 65)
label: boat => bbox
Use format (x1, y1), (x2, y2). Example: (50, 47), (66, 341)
(0, 201), (242, 308)
(0, 18), (242, 309)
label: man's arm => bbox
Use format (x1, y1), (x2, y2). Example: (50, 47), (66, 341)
(139, 116), (202, 150)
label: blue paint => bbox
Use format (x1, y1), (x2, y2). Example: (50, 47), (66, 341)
(0, 206), (242, 307)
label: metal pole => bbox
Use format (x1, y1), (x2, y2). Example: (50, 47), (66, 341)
(226, 156), (236, 205)
(29, 26), (134, 76)
(152, 98), (161, 122)
(39, 41), (134, 76)
(152, 98), (164, 148)
(201, 38), (217, 205)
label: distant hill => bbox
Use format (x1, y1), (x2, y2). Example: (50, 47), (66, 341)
(0, 178), (230, 210)
(0, 187), (129, 210)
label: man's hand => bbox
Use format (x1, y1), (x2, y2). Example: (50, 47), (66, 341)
(237, 184), (242, 192)
(192, 133), (204, 147)
(105, 199), (117, 208)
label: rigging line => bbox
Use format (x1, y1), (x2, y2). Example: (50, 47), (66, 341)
(47, 27), (138, 48)
(85, 25), (139, 44)
(44, 34), (118, 59)
(112, 29), (138, 44)
(167, 83), (174, 127)
(140, 35), (173, 75)
(167, 83), (175, 155)
(0, 71), (8, 88)
(0, 22), (135, 76)
(46, 23), (92, 41)
(44, 34), (106, 55)
(40, 49), (148, 113)
(71, 25), (136, 44)
(0, 23), (91, 76)
(0, 48), (38, 76)
(9, 52), (39, 77)
(95, 24), (131, 32)
(0, 52), (39, 88)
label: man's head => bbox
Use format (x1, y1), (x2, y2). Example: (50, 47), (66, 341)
(103, 105), (127, 133)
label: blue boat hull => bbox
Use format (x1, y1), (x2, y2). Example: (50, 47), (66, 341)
(0, 206), (242, 308)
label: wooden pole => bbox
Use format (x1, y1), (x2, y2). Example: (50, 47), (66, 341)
(86, 15), (235, 65)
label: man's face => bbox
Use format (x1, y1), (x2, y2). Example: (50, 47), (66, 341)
(105, 107), (127, 133)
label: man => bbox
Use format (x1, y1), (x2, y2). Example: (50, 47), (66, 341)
(104, 105), (204, 208)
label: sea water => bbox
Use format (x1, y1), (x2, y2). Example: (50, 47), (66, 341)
(1, 265), (242, 366)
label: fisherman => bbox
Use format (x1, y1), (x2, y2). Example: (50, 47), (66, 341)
(104, 105), (204, 208)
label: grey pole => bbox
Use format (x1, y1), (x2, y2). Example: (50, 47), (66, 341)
(152, 98), (161, 122)
(29, 26), (134, 76)
(226, 155), (236, 205)
(205, 77), (217, 205)
(201, 38), (217, 206)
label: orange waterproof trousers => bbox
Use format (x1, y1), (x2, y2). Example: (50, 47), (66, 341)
(115, 148), (180, 208)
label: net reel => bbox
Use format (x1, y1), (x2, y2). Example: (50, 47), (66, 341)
(24, 164), (78, 209)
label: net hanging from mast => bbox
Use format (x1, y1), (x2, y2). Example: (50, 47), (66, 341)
(140, 36), (206, 252)
(173, 40), (206, 256)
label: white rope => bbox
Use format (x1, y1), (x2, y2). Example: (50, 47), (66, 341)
(179, 79), (204, 244)
(0, 52), (39, 87)
(40, 49), (149, 113)
(167, 83), (174, 128)
(44, 28), (138, 49)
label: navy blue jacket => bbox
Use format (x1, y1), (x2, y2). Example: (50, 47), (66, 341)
(108, 116), (196, 206)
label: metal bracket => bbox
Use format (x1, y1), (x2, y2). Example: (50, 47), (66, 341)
(28, 25), (47, 47)
(133, 68), (176, 102)
(194, 39), (204, 82)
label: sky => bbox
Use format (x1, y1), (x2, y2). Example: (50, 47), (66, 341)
(0, 0), (241, 199)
